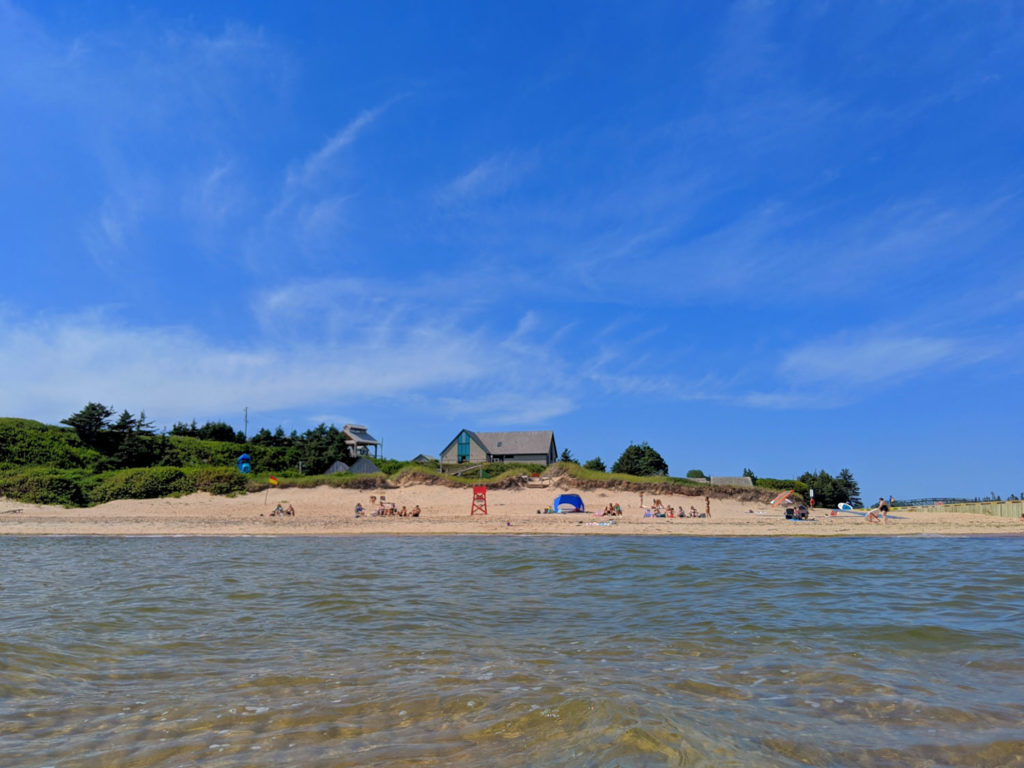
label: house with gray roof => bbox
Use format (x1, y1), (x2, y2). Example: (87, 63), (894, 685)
(440, 429), (558, 466)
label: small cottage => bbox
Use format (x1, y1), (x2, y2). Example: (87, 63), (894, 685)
(439, 430), (558, 466)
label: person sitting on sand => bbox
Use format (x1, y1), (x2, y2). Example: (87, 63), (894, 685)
(411, 505), (421, 517)
(689, 506), (698, 518)
(271, 502), (295, 517)
(355, 503), (364, 518)
(399, 506), (408, 517)
(370, 495), (377, 505)
(614, 503), (622, 516)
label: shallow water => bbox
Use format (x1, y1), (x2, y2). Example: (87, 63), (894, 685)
(1, 536), (1022, 767)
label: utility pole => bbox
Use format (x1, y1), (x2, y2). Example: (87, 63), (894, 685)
(243, 406), (248, 441)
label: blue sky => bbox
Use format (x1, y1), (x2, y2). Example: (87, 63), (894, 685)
(2, 1), (1022, 499)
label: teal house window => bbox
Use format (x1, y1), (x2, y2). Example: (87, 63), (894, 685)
(457, 432), (470, 463)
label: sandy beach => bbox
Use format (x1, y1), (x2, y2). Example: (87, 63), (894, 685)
(2, 484), (1021, 536)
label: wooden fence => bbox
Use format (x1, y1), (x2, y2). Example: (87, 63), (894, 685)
(905, 500), (1024, 518)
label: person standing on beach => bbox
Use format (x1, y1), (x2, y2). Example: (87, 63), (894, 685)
(878, 497), (890, 524)
(705, 496), (711, 519)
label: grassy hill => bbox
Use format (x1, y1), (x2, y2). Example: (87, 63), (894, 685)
(0, 417), (797, 507)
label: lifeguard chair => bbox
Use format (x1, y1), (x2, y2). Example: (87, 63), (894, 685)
(471, 485), (488, 515)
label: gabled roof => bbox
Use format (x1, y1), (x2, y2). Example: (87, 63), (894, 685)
(474, 430), (555, 455)
(348, 456), (379, 474)
(440, 429), (489, 458)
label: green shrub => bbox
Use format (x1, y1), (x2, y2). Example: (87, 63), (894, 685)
(0, 467), (91, 506)
(88, 467), (191, 504)
(0, 418), (100, 471)
(85, 466), (247, 503)
(561, 463), (700, 486)
(189, 467), (249, 495)
(755, 477), (810, 496)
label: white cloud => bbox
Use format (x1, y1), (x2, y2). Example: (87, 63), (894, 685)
(82, 186), (154, 268)
(191, 163), (239, 222)
(436, 152), (534, 205)
(779, 334), (962, 386)
(283, 104), (391, 194)
(0, 302), (578, 428)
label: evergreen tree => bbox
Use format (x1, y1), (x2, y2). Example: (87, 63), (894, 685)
(583, 456), (606, 472)
(110, 409), (137, 438)
(612, 442), (668, 476)
(61, 402), (114, 447)
(836, 468), (861, 507)
(798, 468), (862, 508)
(559, 448), (578, 464)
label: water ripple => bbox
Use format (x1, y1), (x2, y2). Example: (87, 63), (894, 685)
(1, 535), (1022, 766)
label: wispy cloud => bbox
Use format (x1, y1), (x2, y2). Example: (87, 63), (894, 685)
(81, 182), (157, 268)
(283, 102), (395, 195)
(0, 296), (579, 427)
(778, 332), (996, 388)
(436, 151), (535, 206)
(780, 335), (954, 385)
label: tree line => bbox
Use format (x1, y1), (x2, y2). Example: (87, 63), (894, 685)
(61, 403), (366, 475)
(60, 403), (863, 505)
(562, 442), (862, 507)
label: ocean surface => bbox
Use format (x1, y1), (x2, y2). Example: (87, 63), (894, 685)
(1, 536), (1022, 768)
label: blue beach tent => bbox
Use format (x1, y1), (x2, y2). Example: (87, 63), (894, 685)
(553, 494), (585, 513)
(236, 453), (252, 474)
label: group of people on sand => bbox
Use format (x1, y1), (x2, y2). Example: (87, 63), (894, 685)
(354, 495), (421, 519)
(642, 497), (710, 519)
(268, 502), (295, 517)
(639, 494), (712, 520)
(601, 503), (623, 516)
